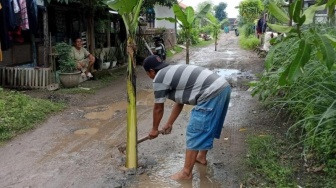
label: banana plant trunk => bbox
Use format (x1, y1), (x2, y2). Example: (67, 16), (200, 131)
(186, 39), (190, 64)
(125, 37), (138, 169)
(215, 39), (217, 51)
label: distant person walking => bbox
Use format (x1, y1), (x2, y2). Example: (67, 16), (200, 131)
(224, 26), (229, 34)
(256, 13), (268, 44)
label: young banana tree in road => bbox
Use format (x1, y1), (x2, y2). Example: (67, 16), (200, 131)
(158, 4), (211, 64)
(106, 0), (143, 169)
(205, 14), (229, 51)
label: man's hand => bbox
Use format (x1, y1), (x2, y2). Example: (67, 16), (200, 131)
(148, 129), (159, 139)
(162, 124), (172, 135)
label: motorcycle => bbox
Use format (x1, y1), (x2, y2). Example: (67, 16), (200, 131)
(152, 35), (166, 61)
(234, 27), (239, 36)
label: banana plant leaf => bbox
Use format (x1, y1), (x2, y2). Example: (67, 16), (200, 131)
(315, 34), (335, 70)
(303, 4), (326, 25)
(268, 2), (290, 24)
(279, 39), (311, 85)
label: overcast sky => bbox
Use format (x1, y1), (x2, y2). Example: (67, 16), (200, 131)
(179, 0), (242, 18)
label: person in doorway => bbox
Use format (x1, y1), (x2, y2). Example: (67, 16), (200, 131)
(143, 55), (231, 180)
(70, 37), (95, 78)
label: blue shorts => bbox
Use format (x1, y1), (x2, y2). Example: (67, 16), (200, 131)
(186, 86), (231, 150)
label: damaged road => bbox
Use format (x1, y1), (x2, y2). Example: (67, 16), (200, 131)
(0, 33), (278, 188)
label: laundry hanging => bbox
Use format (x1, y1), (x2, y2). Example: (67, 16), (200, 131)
(26, 0), (38, 34)
(19, 0), (29, 30)
(0, 0), (12, 50)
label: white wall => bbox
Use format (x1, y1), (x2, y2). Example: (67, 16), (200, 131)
(154, 5), (175, 29)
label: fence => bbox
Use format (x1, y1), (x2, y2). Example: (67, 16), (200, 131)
(0, 66), (53, 89)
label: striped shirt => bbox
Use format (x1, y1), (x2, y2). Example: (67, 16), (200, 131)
(153, 65), (230, 105)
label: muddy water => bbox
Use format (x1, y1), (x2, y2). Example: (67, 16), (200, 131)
(131, 154), (222, 188)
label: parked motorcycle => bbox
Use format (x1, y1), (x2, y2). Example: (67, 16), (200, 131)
(152, 35), (166, 61)
(234, 27), (239, 36)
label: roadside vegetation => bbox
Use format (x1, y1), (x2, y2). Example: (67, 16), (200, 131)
(0, 89), (65, 142)
(237, 0), (264, 50)
(0, 65), (127, 143)
(240, 0), (336, 186)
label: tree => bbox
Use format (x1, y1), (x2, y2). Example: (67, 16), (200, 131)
(238, 0), (264, 23)
(158, 4), (211, 64)
(214, 2), (227, 21)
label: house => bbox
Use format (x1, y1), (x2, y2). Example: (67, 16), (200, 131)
(0, 0), (126, 89)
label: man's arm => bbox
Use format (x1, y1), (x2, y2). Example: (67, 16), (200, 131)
(148, 103), (164, 139)
(163, 103), (184, 134)
(88, 54), (95, 62)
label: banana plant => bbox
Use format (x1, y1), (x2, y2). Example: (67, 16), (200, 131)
(204, 14), (228, 51)
(157, 4), (211, 64)
(106, 0), (143, 169)
(266, 0), (336, 85)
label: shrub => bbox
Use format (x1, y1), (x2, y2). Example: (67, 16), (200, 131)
(239, 34), (260, 49)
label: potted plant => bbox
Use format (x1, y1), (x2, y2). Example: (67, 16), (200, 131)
(102, 49), (111, 69)
(55, 42), (81, 88)
(108, 47), (117, 68)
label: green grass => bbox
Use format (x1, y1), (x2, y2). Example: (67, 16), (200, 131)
(166, 46), (183, 58)
(245, 133), (335, 187)
(0, 90), (65, 142)
(245, 135), (297, 187)
(0, 66), (128, 142)
(239, 35), (260, 50)
(193, 39), (214, 48)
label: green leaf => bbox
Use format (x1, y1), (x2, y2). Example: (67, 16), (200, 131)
(195, 4), (211, 19)
(315, 34), (335, 70)
(267, 23), (294, 33)
(292, 0), (303, 23)
(173, 4), (190, 28)
(287, 39), (311, 83)
(327, 0), (336, 6)
(279, 65), (290, 86)
(185, 7), (195, 25)
(298, 15), (306, 26)
(265, 44), (277, 72)
(324, 34), (336, 48)
(303, 4), (326, 25)
(268, 2), (290, 24)
(156, 17), (177, 23)
(107, 0), (138, 14)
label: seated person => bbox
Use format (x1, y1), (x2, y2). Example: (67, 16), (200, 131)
(70, 37), (95, 78)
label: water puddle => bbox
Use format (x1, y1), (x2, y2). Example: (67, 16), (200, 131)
(74, 128), (99, 135)
(223, 50), (236, 55)
(84, 101), (127, 120)
(213, 68), (256, 81)
(130, 154), (222, 188)
(214, 69), (241, 77)
(84, 90), (154, 120)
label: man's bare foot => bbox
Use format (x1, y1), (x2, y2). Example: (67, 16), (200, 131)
(170, 170), (192, 180)
(196, 157), (207, 165)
